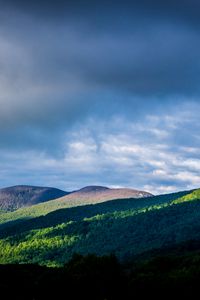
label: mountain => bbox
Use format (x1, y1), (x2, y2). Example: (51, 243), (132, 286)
(76, 186), (110, 192)
(0, 188), (197, 266)
(0, 185), (153, 224)
(0, 185), (69, 211)
(65, 185), (152, 202)
(1, 188), (199, 298)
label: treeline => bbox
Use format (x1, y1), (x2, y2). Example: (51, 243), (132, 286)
(1, 249), (200, 300)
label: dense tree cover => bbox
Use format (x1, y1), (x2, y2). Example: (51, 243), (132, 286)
(0, 189), (200, 266)
(1, 248), (200, 300)
(0, 189), (200, 299)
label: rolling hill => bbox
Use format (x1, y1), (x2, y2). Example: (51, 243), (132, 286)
(0, 185), (152, 224)
(66, 185), (152, 201)
(0, 185), (69, 211)
(0, 188), (198, 266)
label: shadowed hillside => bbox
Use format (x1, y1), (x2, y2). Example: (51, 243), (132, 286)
(0, 185), (69, 211)
(1, 244), (200, 299)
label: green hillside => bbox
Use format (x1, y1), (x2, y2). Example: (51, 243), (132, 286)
(0, 189), (191, 226)
(173, 189), (200, 204)
(0, 188), (199, 266)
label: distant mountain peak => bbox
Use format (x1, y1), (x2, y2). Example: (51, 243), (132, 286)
(67, 186), (153, 203)
(77, 186), (110, 193)
(0, 185), (69, 211)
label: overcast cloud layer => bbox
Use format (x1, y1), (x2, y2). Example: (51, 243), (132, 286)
(0, 0), (199, 193)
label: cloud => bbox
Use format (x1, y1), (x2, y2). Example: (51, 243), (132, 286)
(0, 102), (199, 193)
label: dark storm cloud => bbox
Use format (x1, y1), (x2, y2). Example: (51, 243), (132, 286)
(1, 1), (200, 95)
(2, 0), (200, 22)
(0, 2), (198, 145)
(0, 0), (198, 133)
(0, 0), (199, 98)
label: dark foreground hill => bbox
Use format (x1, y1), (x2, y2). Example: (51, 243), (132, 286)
(0, 185), (69, 211)
(1, 246), (200, 300)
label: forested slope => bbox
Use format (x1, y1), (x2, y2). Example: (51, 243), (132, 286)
(0, 189), (199, 266)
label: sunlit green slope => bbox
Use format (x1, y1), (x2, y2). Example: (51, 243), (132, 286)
(0, 188), (199, 266)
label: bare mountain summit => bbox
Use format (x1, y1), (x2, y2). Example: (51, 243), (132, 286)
(77, 186), (109, 193)
(58, 186), (153, 206)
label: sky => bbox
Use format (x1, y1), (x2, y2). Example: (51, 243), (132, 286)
(0, 0), (200, 194)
